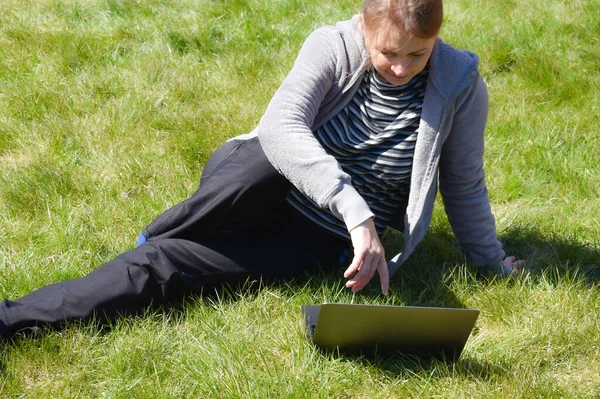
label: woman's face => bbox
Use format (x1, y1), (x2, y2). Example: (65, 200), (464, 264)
(360, 15), (436, 86)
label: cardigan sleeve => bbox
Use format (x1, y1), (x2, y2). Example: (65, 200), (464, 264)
(257, 27), (374, 231)
(438, 74), (505, 266)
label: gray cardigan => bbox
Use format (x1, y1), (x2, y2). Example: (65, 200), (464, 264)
(236, 15), (505, 276)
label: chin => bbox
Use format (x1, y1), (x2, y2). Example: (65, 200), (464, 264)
(384, 74), (413, 86)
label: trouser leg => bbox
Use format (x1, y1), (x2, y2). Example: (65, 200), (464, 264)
(0, 204), (349, 338)
(142, 136), (291, 241)
(1, 243), (175, 336)
(0, 136), (342, 338)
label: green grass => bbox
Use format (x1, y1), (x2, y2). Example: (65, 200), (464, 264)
(1, 0), (599, 397)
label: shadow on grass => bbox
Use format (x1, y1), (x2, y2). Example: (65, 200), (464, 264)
(499, 226), (600, 285)
(340, 351), (510, 380)
(384, 224), (600, 290)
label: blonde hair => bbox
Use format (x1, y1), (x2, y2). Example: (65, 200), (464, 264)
(362, 0), (443, 39)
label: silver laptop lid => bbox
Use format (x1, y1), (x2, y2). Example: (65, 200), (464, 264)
(302, 303), (479, 360)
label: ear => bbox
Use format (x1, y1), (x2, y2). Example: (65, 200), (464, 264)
(358, 14), (365, 35)
(359, 13), (371, 47)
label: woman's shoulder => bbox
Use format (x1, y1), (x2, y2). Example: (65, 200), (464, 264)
(306, 15), (366, 55)
(311, 15), (360, 38)
(298, 15), (368, 76)
(428, 38), (483, 98)
(433, 39), (480, 69)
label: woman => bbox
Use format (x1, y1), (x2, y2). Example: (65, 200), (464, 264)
(0, 0), (523, 339)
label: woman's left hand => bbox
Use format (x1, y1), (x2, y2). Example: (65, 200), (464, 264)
(502, 255), (525, 275)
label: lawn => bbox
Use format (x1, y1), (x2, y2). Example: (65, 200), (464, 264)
(1, 0), (599, 397)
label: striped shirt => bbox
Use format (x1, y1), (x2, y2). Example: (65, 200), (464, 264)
(287, 65), (429, 240)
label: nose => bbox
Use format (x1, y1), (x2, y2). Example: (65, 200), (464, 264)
(390, 61), (410, 77)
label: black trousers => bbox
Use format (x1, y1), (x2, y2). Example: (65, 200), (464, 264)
(0, 137), (349, 338)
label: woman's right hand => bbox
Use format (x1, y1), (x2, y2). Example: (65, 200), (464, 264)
(344, 218), (389, 295)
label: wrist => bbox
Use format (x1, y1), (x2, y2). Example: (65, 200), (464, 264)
(329, 183), (374, 231)
(478, 260), (513, 278)
(350, 217), (376, 233)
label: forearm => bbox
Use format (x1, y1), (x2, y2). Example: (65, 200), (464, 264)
(442, 188), (505, 265)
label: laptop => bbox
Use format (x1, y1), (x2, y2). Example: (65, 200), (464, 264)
(302, 303), (479, 360)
